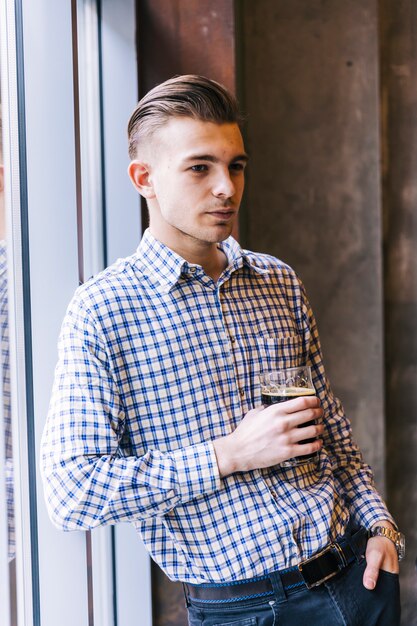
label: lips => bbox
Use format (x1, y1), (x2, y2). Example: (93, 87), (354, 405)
(207, 209), (235, 220)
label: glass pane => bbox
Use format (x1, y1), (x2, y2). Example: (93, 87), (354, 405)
(0, 56), (17, 626)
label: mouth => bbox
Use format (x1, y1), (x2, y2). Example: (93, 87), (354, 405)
(207, 209), (235, 221)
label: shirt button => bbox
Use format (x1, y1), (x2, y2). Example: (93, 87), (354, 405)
(230, 336), (236, 344)
(189, 267), (197, 274)
(239, 388), (245, 398)
(270, 490), (278, 500)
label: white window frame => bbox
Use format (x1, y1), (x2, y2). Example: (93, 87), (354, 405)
(0, 0), (150, 624)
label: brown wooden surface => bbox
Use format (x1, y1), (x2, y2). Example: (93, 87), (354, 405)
(137, 0), (235, 93)
(240, 1), (416, 621)
(379, 1), (417, 623)
(136, 2), (236, 624)
(136, 2), (417, 623)
(240, 0), (386, 486)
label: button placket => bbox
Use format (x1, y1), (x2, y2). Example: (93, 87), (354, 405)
(216, 286), (248, 409)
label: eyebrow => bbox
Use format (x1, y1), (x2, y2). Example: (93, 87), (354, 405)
(183, 153), (249, 164)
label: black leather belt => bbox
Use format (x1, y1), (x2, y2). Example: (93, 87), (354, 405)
(184, 527), (369, 603)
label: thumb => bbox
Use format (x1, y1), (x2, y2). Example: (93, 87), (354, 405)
(363, 551), (383, 590)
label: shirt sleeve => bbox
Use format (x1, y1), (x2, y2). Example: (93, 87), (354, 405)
(40, 293), (221, 531)
(296, 278), (396, 530)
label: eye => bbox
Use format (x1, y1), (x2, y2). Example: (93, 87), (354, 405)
(229, 162), (246, 173)
(190, 164), (208, 173)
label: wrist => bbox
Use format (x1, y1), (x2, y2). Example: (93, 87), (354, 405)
(371, 520), (395, 531)
(369, 522), (405, 562)
(213, 434), (240, 478)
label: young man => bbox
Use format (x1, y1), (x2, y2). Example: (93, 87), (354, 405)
(41, 75), (403, 625)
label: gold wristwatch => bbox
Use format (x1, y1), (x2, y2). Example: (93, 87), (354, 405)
(370, 526), (405, 561)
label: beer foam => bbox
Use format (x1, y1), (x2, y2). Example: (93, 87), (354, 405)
(261, 386), (315, 397)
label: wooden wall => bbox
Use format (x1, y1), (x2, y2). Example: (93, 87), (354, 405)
(240, 0), (386, 485)
(136, 1), (417, 623)
(380, 1), (417, 621)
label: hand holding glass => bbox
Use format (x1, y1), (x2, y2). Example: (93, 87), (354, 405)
(260, 366), (320, 466)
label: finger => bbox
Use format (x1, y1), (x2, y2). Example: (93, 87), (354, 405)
(290, 423), (324, 443)
(363, 552), (383, 590)
(280, 395), (321, 412)
(264, 400), (323, 422)
(283, 408), (324, 429)
(291, 438), (323, 457)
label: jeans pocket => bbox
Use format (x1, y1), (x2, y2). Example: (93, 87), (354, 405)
(187, 606), (202, 626)
(378, 569), (399, 578)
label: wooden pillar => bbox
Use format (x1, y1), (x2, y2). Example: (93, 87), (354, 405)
(240, 0), (386, 487)
(134, 1), (417, 622)
(380, 1), (417, 622)
(135, 3), (236, 623)
(137, 0), (235, 93)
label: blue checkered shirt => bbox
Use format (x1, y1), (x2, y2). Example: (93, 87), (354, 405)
(41, 229), (394, 583)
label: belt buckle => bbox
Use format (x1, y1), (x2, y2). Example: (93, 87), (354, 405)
(298, 542), (347, 590)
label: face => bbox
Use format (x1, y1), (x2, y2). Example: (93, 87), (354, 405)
(129, 117), (247, 255)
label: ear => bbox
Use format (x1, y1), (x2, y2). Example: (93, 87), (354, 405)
(127, 160), (155, 199)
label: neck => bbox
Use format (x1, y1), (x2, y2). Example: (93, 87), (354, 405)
(149, 226), (229, 282)
(196, 246), (228, 282)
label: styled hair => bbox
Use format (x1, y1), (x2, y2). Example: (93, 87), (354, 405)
(127, 74), (242, 159)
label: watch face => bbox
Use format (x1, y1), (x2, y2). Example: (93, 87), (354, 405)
(398, 533), (406, 561)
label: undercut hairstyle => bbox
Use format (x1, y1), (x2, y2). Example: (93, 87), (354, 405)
(127, 74), (242, 160)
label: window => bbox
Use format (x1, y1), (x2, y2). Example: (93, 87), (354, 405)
(0, 1), (150, 624)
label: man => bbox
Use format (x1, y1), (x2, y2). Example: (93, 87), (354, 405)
(41, 75), (403, 625)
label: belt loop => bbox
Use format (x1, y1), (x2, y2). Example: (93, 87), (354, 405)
(182, 583), (191, 608)
(339, 526), (367, 562)
(269, 570), (287, 602)
(349, 527), (369, 562)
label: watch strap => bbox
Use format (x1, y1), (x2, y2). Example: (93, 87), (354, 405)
(370, 526), (405, 561)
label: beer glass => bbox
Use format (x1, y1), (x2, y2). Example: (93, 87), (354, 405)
(260, 365), (318, 466)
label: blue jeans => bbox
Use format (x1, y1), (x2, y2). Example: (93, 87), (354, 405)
(186, 559), (400, 626)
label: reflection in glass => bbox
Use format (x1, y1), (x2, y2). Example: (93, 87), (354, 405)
(0, 84), (17, 625)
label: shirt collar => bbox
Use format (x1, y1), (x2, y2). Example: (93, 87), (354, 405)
(135, 229), (269, 292)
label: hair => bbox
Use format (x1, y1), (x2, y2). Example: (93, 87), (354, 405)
(127, 74), (242, 160)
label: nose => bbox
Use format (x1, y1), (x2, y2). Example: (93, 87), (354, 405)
(212, 168), (235, 199)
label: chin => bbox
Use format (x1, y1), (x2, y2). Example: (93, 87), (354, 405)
(208, 225), (234, 243)
(206, 233), (232, 245)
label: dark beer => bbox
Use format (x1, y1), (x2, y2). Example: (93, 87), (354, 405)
(261, 387), (317, 462)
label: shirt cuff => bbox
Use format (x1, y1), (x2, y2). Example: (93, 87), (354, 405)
(171, 441), (221, 503)
(352, 504), (397, 531)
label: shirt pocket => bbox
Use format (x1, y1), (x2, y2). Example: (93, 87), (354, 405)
(255, 334), (303, 373)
